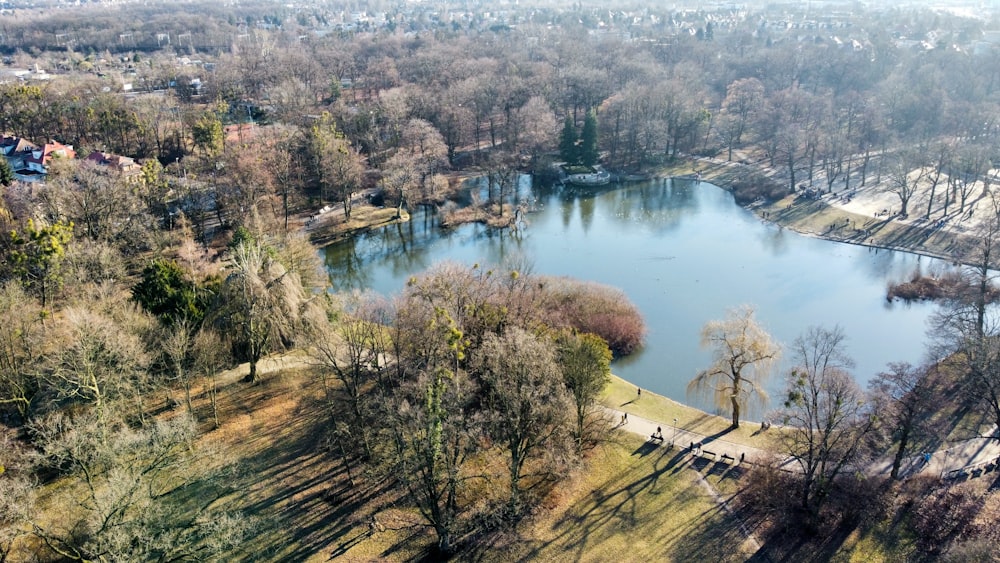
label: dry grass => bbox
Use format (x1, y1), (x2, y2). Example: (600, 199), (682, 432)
(310, 205), (407, 247)
(185, 360), (431, 562)
(440, 202), (517, 228)
(21, 356), (786, 562)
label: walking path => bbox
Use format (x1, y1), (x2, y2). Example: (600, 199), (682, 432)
(606, 406), (1000, 481)
(602, 406), (767, 551)
(603, 407), (779, 467)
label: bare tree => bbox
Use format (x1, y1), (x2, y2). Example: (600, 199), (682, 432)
(191, 327), (228, 428)
(160, 319), (194, 413)
(29, 412), (253, 562)
(885, 149), (928, 217)
(475, 328), (572, 514)
(43, 162), (154, 255)
(44, 306), (151, 424)
(948, 142), (991, 215)
(720, 77), (765, 161)
(869, 362), (937, 479)
(930, 198), (1000, 441)
(305, 292), (387, 457)
(924, 142), (951, 219)
(381, 151), (420, 220)
(687, 305), (780, 428)
(777, 326), (874, 513)
(0, 433), (35, 563)
(385, 307), (480, 557)
(398, 118), (449, 203)
(507, 95), (558, 159)
(303, 112), (364, 219)
(211, 235), (307, 384)
(0, 281), (45, 421)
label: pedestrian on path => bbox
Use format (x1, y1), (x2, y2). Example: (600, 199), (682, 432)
(624, 412), (628, 424)
(637, 387), (641, 398)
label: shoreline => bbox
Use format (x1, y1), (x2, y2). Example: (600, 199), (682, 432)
(660, 157), (976, 267)
(600, 373), (779, 451)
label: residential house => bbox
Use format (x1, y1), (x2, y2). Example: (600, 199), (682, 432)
(1, 136), (39, 181)
(85, 150), (141, 177)
(0, 135), (38, 157)
(24, 141), (76, 175)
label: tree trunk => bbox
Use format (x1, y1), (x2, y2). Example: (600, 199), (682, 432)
(731, 371), (742, 428)
(890, 426), (910, 480)
(731, 394), (740, 428)
(210, 373), (219, 428)
(926, 182), (936, 219)
(436, 527), (454, 557)
(244, 358), (258, 383)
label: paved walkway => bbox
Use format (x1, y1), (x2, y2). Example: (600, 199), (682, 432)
(606, 407), (1000, 481)
(603, 407), (781, 467)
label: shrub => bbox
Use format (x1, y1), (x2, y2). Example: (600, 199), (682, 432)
(730, 172), (789, 205)
(912, 481), (985, 555)
(887, 270), (1000, 303)
(540, 277), (646, 357)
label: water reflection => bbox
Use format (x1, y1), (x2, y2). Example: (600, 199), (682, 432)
(323, 176), (944, 415)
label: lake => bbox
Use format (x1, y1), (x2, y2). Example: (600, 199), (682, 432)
(323, 176), (943, 418)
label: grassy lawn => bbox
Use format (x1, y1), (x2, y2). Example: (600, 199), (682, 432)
(310, 205), (407, 247)
(828, 518), (920, 563)
(24, 353), (957, 562)
(490, 433), (757, 563)
(600, 374), (781, 452)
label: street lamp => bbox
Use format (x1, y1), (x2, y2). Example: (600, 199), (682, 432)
(672, 418), (678, 447)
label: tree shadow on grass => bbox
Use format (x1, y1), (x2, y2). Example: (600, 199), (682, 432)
(668, 503), (759, 563)
(747, 519), (861, 563)
(632, 439), (665, 458)
(199, 376), (401, 562)
(513, 444), (695, 562)
(232, 418), (391, 561)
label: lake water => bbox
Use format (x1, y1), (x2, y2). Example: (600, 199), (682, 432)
(323, 176), (943, 418)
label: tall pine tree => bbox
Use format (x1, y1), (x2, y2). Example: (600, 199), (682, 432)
(580, 109), (599, 167)
(559, 116), (578, 164)
(0, 157), (14, 186)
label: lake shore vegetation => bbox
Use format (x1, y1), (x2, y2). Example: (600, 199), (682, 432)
(4, 0), (1000, 560)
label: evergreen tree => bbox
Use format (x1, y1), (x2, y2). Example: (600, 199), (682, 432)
(580, 109), (599, 167)
(191, 110), (224, 156)
(559, 116), (578, 164)
(0, 157), (13, 186)
(132, 259), (215, 327)
(8, 219), (74, 308)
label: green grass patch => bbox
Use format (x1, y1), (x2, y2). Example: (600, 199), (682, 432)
(492, 433), (757, 562)
(829, 517), (920, 563)
(600, 374), (781, 451)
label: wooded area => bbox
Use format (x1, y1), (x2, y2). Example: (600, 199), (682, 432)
(3, 0), (1000, 560)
